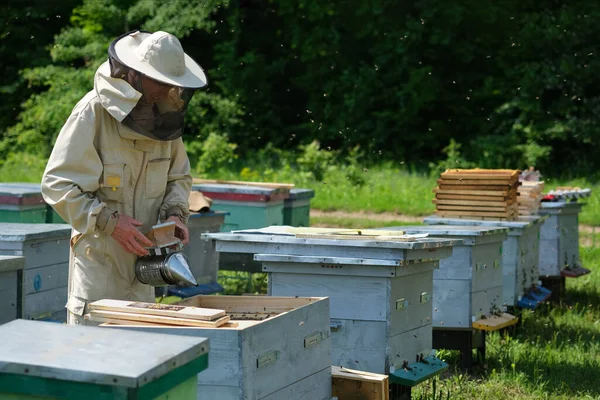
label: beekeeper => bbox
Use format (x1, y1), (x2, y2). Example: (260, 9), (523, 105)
(41, 30), (207, 325)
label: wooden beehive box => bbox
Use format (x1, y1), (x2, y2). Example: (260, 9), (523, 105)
(102, 295), (332, 400)
(423, 215), (547, 308)
(517, 181), (544, 215)
(391, 225), (508, 329)
(0, 223), (71, 322)
(433, 169), (521, 221)
(538, 202), (583, 276)
(0, 255), (25, 324)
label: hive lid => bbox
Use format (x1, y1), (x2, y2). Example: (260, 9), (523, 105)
(0, 319), (209, 388)
(192, 183), (280, 196)
(287, 188), (315, 200)
(0, 255), (25, 272)
(384, 224), (509, 237)
(423, 214), (548, 230)
(0, 183), (44, 205)
(0, 223), (72, 241)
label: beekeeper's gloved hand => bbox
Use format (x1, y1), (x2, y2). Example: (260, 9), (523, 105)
(112, 214), (153, 256)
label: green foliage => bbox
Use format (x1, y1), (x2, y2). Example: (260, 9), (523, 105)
(187, 132), (238, 175)
(0, 0), (80, 132)
(415, 377), (451, 400)
(429, 139), (476, 177)
(218, 271), (267, 295)
(5, 0), (600, 181)
(296, 140), (336, 182)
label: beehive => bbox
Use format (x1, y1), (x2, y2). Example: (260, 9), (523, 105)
(283, 188), (315, 227)
(390, 225), (508, 329)
(0, 223), (71, 322)
(0, 319), (209, 400)
(204, 227), (460, 386)
(423, 215), (549, 309)
(0, 183), (66, 224)
(538, 201), (585, 277)
(192, 183), (289, 232)
(0, 184), (47, 223)
(101, 295), (332, 400)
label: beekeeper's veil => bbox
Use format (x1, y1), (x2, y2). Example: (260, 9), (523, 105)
(107, 30), (207, 141)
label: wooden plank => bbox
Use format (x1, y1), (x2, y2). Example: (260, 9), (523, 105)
(441, 169), (519, 180)
(440, 177), (516, 185)
(434, 188), (511, 197)
(434, 210), (517, 219)
(472, 313), (518, 331)
(97, 319), (240, 328)
(436, 205), (512, 212)
(332, 365), (389, 400)
(89, 299), (226, 321)
(433, 199), (514, 207)
(443, 168), (519, 174)
(436, 194), (513, 202)
(440, 172), (517, 181)
(192, 178), (295, 189)
(437, 183), (514, 191)
(87, 309), (231, 327)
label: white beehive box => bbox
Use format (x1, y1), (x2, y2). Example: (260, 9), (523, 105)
(257, 254), (442, 375)
(389, 225), (508, 329)
(0, 223), (71, 322)
(0, 255), (25, 324)
(102, 295), (332, 400)
(423, 215), (548, 308)
(538, 202), (582, 276)
(203, 228), (460, 386)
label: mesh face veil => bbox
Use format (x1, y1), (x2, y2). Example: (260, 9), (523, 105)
(107, 35), (196, 141)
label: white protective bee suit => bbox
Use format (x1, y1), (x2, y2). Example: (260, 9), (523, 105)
(41, 30), (207, 324)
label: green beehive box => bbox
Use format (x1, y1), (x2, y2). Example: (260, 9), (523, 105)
(192, 183), (289, 232)
(283, 188), (315, 227)
(0, 184), (47, 223)
(0, 183), (67, 224)
(0, 319), (210, 400)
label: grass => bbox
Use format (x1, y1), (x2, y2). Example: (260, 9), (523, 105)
(413, 243), (600, 400)
(307, 166), (438, 216)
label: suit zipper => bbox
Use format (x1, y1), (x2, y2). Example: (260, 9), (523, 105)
(133, 152), (147, 219)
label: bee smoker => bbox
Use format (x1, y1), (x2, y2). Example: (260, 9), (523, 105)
(134, 221), (198, 287)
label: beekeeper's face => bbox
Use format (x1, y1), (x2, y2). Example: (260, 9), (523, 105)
(140, 75), (172, 104)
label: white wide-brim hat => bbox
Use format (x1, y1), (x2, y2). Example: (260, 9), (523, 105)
(111, 30), (207, 89)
